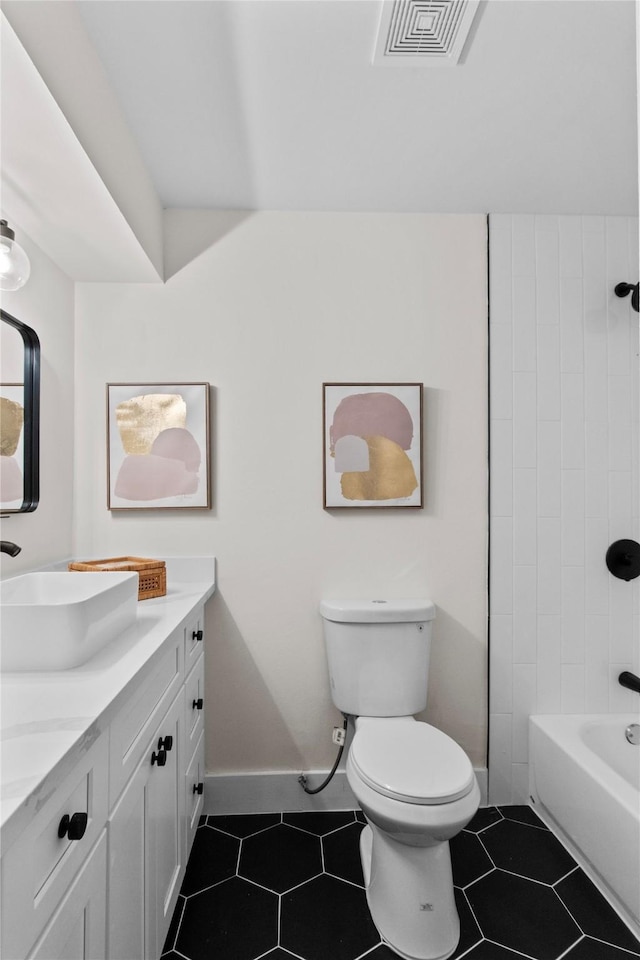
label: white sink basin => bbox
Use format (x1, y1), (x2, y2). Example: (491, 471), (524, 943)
(0, 572), (138, 672)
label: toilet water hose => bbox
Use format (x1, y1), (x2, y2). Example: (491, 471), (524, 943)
(298, 713), (349, 795)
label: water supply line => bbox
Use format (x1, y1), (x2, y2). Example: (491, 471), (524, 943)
(298, 713), (349, 795)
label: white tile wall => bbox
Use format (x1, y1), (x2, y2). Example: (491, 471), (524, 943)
(488, 214), (640, 804)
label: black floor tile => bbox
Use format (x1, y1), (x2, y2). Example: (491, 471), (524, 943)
(281, 873), (379, 960)
(359, 946), (399, 959)
(555, 869), (640, 955)
(180, 825), (239, 894)
(322, 820), (366, 886)
(258, 951), (305, 959)
(164, 807), (640, 960)
(480, 816), (576, 884)
(239, 822), (322, 893)
(450, 887), (482, 958)
(499, 804), (549, 829)
(176, 876), (278, 960)
(207, 812), (281, 837)
(457, 942), (532, 958)
(450, 829), (494, 887)
(563, 937), (640, 960)
(465, 868), (582, 959)
(465, 806), (504, 833)
(283, 810), (356, 835)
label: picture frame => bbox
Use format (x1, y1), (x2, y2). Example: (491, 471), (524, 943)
(323, 382), (423, 508)
(107, 382), (211, 510)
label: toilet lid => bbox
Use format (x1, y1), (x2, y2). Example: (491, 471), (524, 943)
(350, 721), (475, 805)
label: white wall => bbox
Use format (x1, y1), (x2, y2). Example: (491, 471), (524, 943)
(0, 222), (75, 575)
(488, 214), (640, 805)
(73, 212), (489, 774)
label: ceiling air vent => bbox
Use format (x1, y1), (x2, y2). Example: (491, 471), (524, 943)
(373, 0), (480, 67)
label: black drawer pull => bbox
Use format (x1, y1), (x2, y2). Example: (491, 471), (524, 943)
(157, 735), (173, 752)
(151, 749), (167, 767)
(192, 698), (204, 710)
(58, 812), (88, 841)
(193, 782), (204, 795)
(192, 629), (203, 642)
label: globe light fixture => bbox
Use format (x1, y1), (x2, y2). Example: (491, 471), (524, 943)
(0, 220), (31, 291)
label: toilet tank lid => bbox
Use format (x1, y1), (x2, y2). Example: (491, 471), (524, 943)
(319, 598), (436, 623)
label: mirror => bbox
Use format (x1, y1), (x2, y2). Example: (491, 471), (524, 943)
(0, 309), (40, 512)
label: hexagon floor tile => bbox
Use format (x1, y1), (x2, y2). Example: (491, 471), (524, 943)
(161, 805), (640, 960)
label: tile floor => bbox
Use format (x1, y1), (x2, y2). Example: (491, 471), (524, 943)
(161, 805), (640, 960)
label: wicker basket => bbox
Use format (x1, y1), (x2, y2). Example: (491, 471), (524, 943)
(68, 556), (166, 601)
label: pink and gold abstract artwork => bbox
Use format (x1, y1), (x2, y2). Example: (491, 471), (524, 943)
(323, 383), (423, 508)
(107, 383), (210, 509)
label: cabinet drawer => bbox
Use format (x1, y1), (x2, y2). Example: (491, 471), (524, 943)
(1, 733), (109, 960)
(109, 632), (183, 806)
(184, 606), (204, 676)
(184, 652), (205, 760)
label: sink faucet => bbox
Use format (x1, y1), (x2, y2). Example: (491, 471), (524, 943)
(0, 541), (21, 557)
(619, 671), (640, 695)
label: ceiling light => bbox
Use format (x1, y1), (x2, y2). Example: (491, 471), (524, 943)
(0, 220), (31, 291)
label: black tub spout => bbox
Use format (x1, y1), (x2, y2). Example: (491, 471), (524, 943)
(619, 671), (640, 694)
(0, 541), (21, 557)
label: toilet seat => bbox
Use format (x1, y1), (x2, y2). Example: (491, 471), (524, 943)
(350, 720), (475, 805)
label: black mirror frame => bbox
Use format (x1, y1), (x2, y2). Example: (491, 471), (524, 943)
(1, 308), (40, 512)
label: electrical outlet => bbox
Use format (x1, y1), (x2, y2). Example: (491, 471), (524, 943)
(332, 727), (346, 746)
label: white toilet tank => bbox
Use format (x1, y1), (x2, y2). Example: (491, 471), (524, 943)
(319, 599), (436, 717)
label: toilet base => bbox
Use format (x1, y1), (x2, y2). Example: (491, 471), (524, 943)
(359, 824), (460, 960)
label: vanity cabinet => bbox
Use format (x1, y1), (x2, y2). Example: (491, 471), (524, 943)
(1, 603), (207, 960)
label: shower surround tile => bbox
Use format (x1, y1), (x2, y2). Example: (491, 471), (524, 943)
(161, 806), (640, 960)
(488, 214), (640, 804)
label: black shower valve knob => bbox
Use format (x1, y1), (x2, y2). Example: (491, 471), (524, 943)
(614, 281), (639, 312)
(605, 539), (640, 581)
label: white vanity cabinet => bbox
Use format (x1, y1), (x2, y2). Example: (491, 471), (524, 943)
(1, 597), (209, 960)
(108, 606), (206, 960)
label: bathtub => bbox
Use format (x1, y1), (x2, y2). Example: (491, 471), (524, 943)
(529, 714), (640, 940)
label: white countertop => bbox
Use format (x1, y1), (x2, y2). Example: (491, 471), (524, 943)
(0, 557), (216, 850)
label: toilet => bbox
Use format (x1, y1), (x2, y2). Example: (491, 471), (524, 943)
(319, 598), (480, 960)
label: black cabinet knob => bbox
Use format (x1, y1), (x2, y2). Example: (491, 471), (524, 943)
(192, 629), (203, 642)
(58, 812), (88, 841)
(151, 749), (167, 767)
(193, 782), (204, 795)
(157, 735), (173, 752)
(192, 698), (204, 710)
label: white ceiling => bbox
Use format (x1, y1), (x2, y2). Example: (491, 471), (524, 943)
(70, 0), (638, 215)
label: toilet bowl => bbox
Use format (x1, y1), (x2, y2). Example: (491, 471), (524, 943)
(347, 717), (480, 960)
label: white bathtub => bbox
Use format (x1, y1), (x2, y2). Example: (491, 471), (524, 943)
(529, 713), (640, 940)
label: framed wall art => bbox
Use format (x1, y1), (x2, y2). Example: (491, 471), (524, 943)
(323, 382), (423, 508)
(107, 382), (211, 510)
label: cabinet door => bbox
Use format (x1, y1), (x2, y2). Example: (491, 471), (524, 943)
(28, 831), (107, 960)
(107, 753), (150, 960)
(109, 688), (185, 960)
(147, 688), (186, 960)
